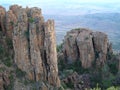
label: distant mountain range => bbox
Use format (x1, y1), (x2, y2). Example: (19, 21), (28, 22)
(44, 13), (120, 51)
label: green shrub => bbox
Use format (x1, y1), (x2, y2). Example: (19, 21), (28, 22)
(29, 18), (34, 23)
(90, 86), (120, 90)
(6, 38), (13, 49)
(90, 72), (102, 88)
(67, 60), (89, 74)
(61, 82), (68, 89)
(0, 44), (4, 55)
(24, 79), (36, 85)
(108, 61), (118, 75)
(0, 67), (5, 72)
(16, 68), (26, 78)
(10, 21), (14, 25)
(57, 43), (63, 52)
(58, 59), (66, 71)
(9, 74), (14, 82)
(24, 30), (29, 39)
(5, 74), (14, 90)
(2, 57), (12, 67)
(107, 86), (120, 90)
(60, 69), (74, 79)
(66, 82), (74, 89)
(102, 78), (113, 88)
(90, 84), (101, 90)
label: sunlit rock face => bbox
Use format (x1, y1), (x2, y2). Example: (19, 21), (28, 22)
(0, 5), (60, 89)
(63, 28), (112, 68)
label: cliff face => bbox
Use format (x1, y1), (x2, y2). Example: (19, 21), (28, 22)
(63, 28), (112, 68)
(0, 5), (60, 89)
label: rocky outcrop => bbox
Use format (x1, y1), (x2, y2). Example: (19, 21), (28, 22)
(62, 72), (91, 90)
(63, 28), (112, 68)
(0, 5), (60, 89)
(0, 6), (6, 33)
(0, 70), (10, 90)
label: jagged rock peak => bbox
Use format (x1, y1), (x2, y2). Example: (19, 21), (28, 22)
(0, 5), (60, 89)
(63, 28), (112, 68)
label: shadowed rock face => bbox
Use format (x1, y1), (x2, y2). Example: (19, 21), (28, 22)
(0, 5), (60, 88)
(0, 6), (6, 33)
(118, 54), (120, 71)
(63, 28), (112, 68)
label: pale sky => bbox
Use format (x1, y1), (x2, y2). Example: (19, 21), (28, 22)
(1, 0), (120, 3)
(1, 0), (120, 15)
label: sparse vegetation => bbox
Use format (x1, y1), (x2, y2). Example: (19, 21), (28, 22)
(0, 44), (4, 56)
(0, 43), (13, 67)
(108, 61), (118, 75)
(0, 67), (5, 72)
(2, 57), (12, 67)
(58, 45), (120, 90)
(16, 68), (26, 78)
(10, 21), (14, 25)
(57, 43), (63, 52)
(90, 86), (120, 90)
(5, 74), (14, 90)
(24, 30), (29, 39)
(6, 37), (13, 49)
(29, 17), (35, 23)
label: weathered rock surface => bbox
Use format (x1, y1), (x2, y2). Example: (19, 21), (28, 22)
(0, 5), (60, 89)
(63, 28), (112, 68)
(62, 72), (91, 90)
(0, 70), (10, 90)
(0, 6), (6, 33)
(0, 73), (4, 90)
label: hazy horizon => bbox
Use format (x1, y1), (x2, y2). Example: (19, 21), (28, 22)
(1, 0), (120, 15)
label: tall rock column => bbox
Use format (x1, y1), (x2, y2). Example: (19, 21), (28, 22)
(76, 30), (95, 68)
(0, 6), (6, 33)
(63, 30), (79, 63)
(44, 20), (60, 87)
(9, 5), (60, 88)
(28, 7), (44, 81)
(12, 8), (33, 79)
(92, 32), (109, 65)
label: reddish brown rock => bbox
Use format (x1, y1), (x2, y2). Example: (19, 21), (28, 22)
(9, 5), (22, 18)
(63, 30), (79, 63)
(92, 32), (109, 65)
(0, 6), (6, 33)
(0, 73), (4, 90)
(62, 72), (91, 90)
(6, 10), (17, 38)
(0, 72), (10, 90)
(44, 20), (60, 87)
(76, 29), (95, 68)
(63, 28), (112, 68)
(0, 5), (60, 89)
